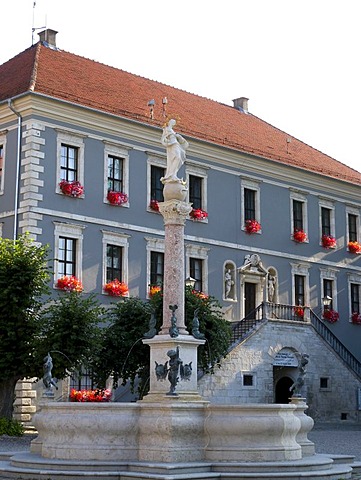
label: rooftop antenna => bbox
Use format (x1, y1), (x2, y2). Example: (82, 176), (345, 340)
(32, 1), (46, 45)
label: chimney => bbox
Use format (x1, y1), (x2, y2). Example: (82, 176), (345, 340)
(233, 97), (249, 114)
(38, 29), (58, 48)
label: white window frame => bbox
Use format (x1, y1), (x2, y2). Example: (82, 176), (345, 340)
(145, 236), (165, 297)
(0, 133), (7, 195)
(289, 189), (308, 240)
(185, 244), (209, 293)
(103, 141), (130, 206)
(0, 222), (3, 237)
(53, 222), (85, 286)
(147, 154), (166, 212)
(348, 273), (361, 320)
(320, 267), (339, 312)
(185, 162), (208, 222)
(102, 230), (130, 294)
(319, 197), (336, 245)
(290, 262), (310, 306)
(241, 177), (261, 233)
(56, 130), (85, 195)
(346, 205), (360, 245)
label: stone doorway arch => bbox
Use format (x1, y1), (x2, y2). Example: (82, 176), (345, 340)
(275, 376), (294, 404)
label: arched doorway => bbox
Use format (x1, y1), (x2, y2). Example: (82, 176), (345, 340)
(275, 376), (294, 404)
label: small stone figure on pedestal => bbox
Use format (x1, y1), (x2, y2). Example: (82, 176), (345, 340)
(161, 119), (189, 183)
(192, 308), (205, 340)
(169, 304), (179, 338)
(290, 353), (309, 397)
(43, 353), (58, 397)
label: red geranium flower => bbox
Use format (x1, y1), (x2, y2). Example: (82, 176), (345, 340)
(190, 208), (208, 221)
(351, 312), (361, 324)
(69, 388), (111, 402)
(293, 229), (307, 243)
(104, 279), (128, 296)
(348, 241), (361, 254)
(245, 219), (261, 234)
(107, 191), (128, 206)
(56, 275), (83, 292)
(323, 309), (339, 323)
(321, 234), (336, 249)
(59, 180), (84, 197)
(149, 199), (160, 212)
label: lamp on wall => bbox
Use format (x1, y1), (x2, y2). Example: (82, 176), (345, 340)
(185, 277), (196, 289)
(322, 295), (332, 310)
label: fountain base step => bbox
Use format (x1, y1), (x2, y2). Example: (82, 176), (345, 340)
(0, 452), (354, 480)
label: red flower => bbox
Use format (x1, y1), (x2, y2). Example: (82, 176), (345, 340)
(293, 229), (307, 243)
(190, 208), (208, 221)
(69, 388), (111, 402)
(104, 278), (129, 296)
(348, 241), (361, 254)
(245, 219), (261, 234)
(149, 199), (160, 212)
(56, 275), (83, 292)
(294, 306), (304, 318)
(107, 191), (128, 206)
(191, 289), (209, 300)
(59, 180), (84, 197)
(321, 234), (336, 249)
(149, 285), (162, 297)
(323, 309), (339, 323)
(351, 312), (361, 324)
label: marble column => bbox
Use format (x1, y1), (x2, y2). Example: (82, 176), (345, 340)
(158, 199), (192, 336)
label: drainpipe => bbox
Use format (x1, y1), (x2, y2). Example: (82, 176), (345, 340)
(8, 99), (22, 241)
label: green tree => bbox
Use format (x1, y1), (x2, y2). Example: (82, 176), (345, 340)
(36, 291), (105, 382)
(94, 288), (231, 399)
(0, 235), (50, 419)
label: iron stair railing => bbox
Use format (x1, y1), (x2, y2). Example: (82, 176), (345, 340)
(230, 303), (265, 346)
(309, 309), (361, 380)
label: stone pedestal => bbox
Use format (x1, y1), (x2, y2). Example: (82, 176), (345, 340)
(158, 199), (192, 335)
(143, 334), (205, 400)
(290, 396), (315, 456)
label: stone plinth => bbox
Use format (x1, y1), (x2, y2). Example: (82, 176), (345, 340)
(158, 199), (192, 335)
(290, 396), (315, 456)
(143, 334), (205, 399)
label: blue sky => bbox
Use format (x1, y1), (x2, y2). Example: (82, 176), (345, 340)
(2, 0), (360, 173)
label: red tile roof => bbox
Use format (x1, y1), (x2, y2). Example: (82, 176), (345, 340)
(1, 42), (360, 186)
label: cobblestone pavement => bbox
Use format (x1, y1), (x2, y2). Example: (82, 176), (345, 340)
(1, 423), (360, 461)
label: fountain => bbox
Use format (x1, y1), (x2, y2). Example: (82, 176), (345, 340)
(0, 119), (354, 479)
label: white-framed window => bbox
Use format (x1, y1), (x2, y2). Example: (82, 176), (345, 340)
(241, 177), (261, 232)
(241, 371), (256, 388)
(290, 189), (308, 240)
(348, 273), (361, 319)
(0, 222), (3, 238)
(102, 230), (129, 291)
(147, 155), (166, 211)
(146, 236), (165, 295)
(56, 130), (85, 194)
(320, 267), (338, 312)
(185, 244), (209, 293)
(346, 205), (360, 245)
(53, 222), (84, 285)
(103, 142), (130, 206)
(291, 263), (310, 306)
(319, 197), (336, 244)
(0, 134), (6, 194)
(186, 163), (208, 219)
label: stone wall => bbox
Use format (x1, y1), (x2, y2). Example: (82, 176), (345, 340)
(198, 320), (361, 423)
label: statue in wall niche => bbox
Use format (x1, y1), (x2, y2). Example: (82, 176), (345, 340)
(267, 274), (276, 303)
(43, 353), (58, 391)
(161, 119), (189, 183)
(290, 353), (309, 397)
(225, 268), (234, 299)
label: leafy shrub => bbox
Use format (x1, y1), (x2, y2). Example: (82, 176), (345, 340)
(0, 417), (24, 436)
